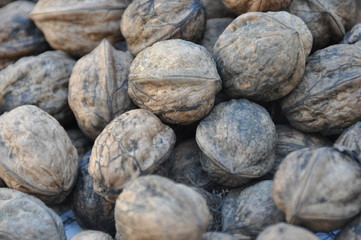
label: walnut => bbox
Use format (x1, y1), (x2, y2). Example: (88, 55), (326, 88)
(256, 223), (319, 240)
(128, 39), (222, 125)
(221, 0), (290, 15)
(0, 105), (78, 204)
(68, 39), (133, 139)
(70, 231), (113, 240)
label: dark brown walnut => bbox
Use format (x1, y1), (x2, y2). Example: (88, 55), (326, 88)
(201, 18), (234, 53)
(89, 109), (176, 203)
(287, 0), (359, 51)
(336, 122), (361, 160)
(114, 175), (211, 240)
(29, 0), (130, 57)
(342, 23), (361, 46)
(0, 188), (66, 240)
(70, 231), (113, 240)
(214, 12), (312, 102)
(128, 39), (222, 125)
(196, 99), (276, 187)
(273, 147), (361, 232)
(0, 1), (48, 71)
(0, 105), (78, 204)
(71, 151), (116, 236)
(0, 51), (76, 124)
(202, 0), (234, 19)
(168, 139), (214, 190)
(336, 214), (361, 240)
(222, 181), (285, 238)
(120, 0), (206, 56)
(66, 129), (92, 158)
(201, 232), (246, 240)
(272, 124), (332, 173)
(256, 223), (319, 240)
(281, 44), (361, 135)
(220, 0), (290, 15)
(68, 40), (133, 140)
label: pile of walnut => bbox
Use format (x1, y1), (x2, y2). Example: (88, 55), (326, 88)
(0, 0), (361, 239)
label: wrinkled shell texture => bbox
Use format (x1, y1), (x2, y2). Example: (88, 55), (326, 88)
(115, 175), (211, 240)
(168, 139), (213, 189)
(221, 0), (290, 15)
(281, 44), (361, 135)
(0, 1), (48, 70)
(222, 181), (285, 237)
(70, 230), (113, 240)
(256, 223), (319, 240)
(201, 18), (234, 53)
(342, 23), (361, 45)
(202, 0), (234, 19)
(287, 0), (358, 51)
(29, 0), (129, 56)
(71, 151), (116, 235)
(201, 232), (240, 240)
(214, 11), (312, 102)
(196, 99), (276, 187)
(0, 105), (78, 204)
(336, 122), (361, 160)
(336, 214), (361, 240)
(0, 51), (75, 124)
(273, 147), (361, 232)
(89, 109), (176, 203)
(128, 39), (222, 125)
(120, 0), (206, 55)
(69, 40), (133, 140)
(0, 188), (66, 240)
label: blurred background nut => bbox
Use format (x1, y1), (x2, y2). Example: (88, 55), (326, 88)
(68, 39), (133, 140)
(256, 223), (319, 240)
(0, 1), (48, 71)
(70, 230), (113, 240)
(221, 180), (285, 238)
(342, 23), (361, 45)
(29, 0), (130, 57)
(89, 109), (176, 203)
(281, 44), (361, 135)
(114, 175), (211, 240)
(200, 18), (234, 53)
(66, 129), (92, 158)
(196, 99), (276, 187)
(214, 12), (312, 102)
(335, 122), (361, 160)
(128, 39), (222, 125)
(71, 151), (116, 236)
(0, 105), (78, 204)
(120, 0), (206, 56)
(0, 51), (75, 124)
(273, 147), (361, 232)
(202, 0), (234, 19)
(0, 188), (66, 240)
(220, 0), (290, 15)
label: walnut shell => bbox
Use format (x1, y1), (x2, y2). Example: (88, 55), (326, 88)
(120, 0), (206, 56)
(201, 18), (234, 53)
(168, 139), (214, 189)
(0, 188), (66, 240)
(256, 223), (319, 240)
(273, 147), (361, 232)
(221, 0), (290, 15)
(0, 51), (76, 124)
(336, 122), (361, 160)
(71, 151), (116, 236)
(335, 214), (361, 240)
(68, 39), (133, 140)
(128, 39), (222, 125)
(287, 0), (359, 51)
(222, 181), (285, 237)
(70, 231), (113, 240)
(0, 0), (13, 7)
(29, 0), (130, 57)
(342, 23), (361, 45)
(281, 44), (361, 135)
(202, 0), (234, 19)
(0, 105), (78, 204)
(0, 1), (48, 71)
(114, 175), (211, 240)
(201, 232), (244, 240)
(89, 109), (176, 203)
(214, 12), (312, 102)
(196, 99), (276, 187)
